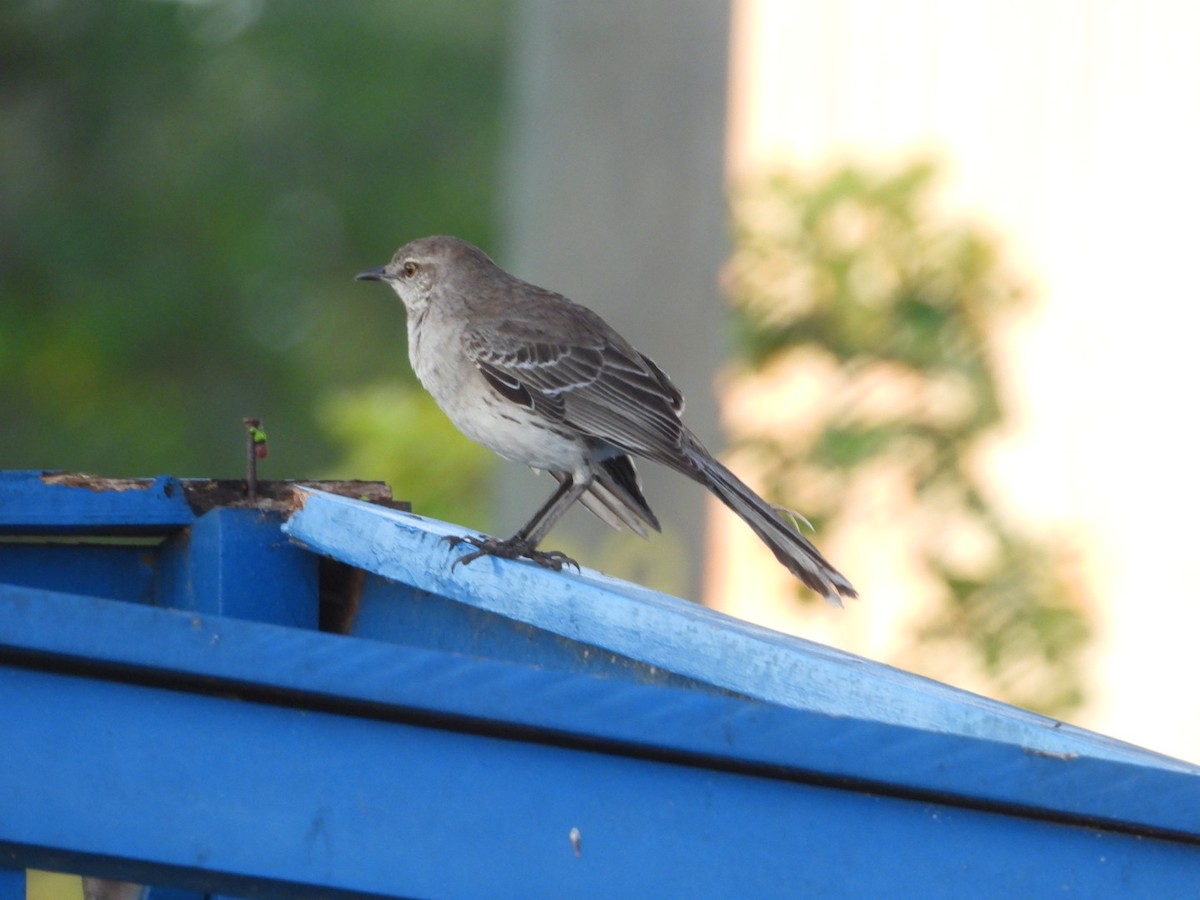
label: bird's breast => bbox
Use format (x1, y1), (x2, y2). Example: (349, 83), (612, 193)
(407, 317), (590, 475)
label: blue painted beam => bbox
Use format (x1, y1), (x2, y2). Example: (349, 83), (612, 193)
(1, 584), (1197, 841)
(0, 869), (22, 900)
(0, 471), (195, 535)
(347, 571), (710, 691)
(3, 610), (1200, 896)
(4, 474), (1200, 897)
(0, 500), (318, 628)
(154, 508), (318, 628)
(0, 543), (157, 605)
(282, 488), (1194, 771)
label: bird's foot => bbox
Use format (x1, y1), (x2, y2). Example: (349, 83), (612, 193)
(445, 535), (580, 572)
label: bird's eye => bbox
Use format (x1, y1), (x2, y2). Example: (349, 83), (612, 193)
(401, 261), (418, 278)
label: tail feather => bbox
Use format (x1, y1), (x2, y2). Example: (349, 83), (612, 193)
(557, 454), (661, 538)
(680, 437), (857, 606)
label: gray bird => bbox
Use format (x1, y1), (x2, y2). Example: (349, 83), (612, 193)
(357, 235), (857, 605)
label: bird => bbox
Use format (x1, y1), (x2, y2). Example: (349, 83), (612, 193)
(357, 235), (857, 605)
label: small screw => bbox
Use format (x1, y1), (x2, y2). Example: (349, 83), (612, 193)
(243, 417), (268, 500)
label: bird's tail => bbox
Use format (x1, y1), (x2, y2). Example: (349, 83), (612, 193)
(557, 454), (661, 538)
(680, 434), (857, 606)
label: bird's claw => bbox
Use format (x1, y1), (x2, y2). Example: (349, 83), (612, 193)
(445, 535), (580, 572)
(525, 548), (580, 571)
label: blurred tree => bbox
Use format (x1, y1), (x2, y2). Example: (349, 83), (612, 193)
(0, 0), (504, 520)
(725, 162), (1091, 714)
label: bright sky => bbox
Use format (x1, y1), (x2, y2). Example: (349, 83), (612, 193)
(717, 0), (1200, 763)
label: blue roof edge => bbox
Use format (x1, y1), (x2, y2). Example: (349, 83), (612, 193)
(283, 487), (1197, 776)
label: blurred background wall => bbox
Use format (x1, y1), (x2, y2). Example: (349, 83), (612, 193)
(718, 0), (1200, 764)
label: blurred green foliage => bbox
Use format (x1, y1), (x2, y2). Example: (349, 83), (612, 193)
(317, 382), (491, 527)
(728, 162), (1092, 714)
(0, 0), (504, 516)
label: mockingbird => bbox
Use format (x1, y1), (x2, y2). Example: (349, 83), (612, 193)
(357, 235), (857, 605)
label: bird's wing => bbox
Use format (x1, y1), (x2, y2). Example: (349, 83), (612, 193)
(462, 303), (686, 463)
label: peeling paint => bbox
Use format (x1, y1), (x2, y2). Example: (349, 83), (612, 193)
(40, 473), (154, 492)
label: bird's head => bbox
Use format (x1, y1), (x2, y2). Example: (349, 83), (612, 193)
(356, 235), (493, 316)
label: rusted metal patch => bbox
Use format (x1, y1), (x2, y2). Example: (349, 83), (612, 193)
(178, 479), (403, 515)
(40, 473), (156, 492)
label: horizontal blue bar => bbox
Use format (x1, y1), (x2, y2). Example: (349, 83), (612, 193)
(1, 584), (1198, 841)
(4, 662), (1199, 898)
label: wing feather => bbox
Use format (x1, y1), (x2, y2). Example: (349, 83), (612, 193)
(463, 301), (687, 463)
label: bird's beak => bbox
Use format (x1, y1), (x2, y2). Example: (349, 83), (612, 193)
(356, 266), (388, 282)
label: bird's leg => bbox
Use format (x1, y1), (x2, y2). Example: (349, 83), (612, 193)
(446, 475), (589, 571)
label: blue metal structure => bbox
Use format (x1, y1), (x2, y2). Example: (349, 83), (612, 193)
(1, 469), (1198, 898)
